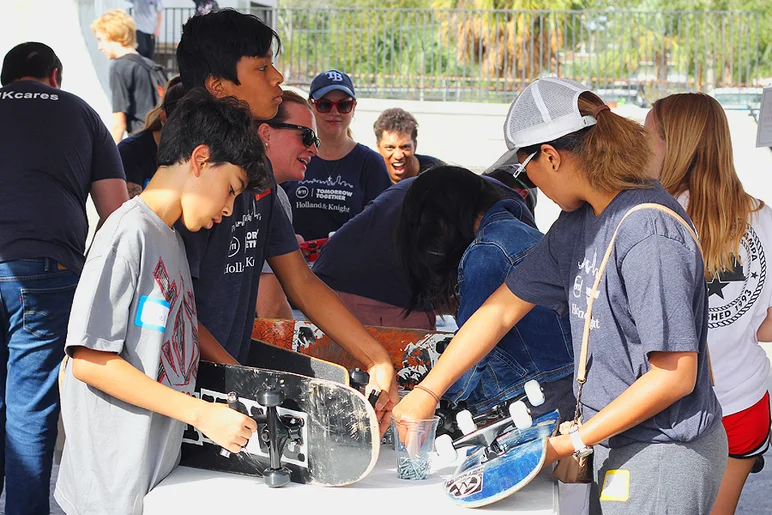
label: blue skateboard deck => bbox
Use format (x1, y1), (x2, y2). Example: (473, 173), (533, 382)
(444, 410), (560, 508)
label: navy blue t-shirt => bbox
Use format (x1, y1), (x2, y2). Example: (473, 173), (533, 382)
(282, 143), (391, 240)
(313, 176), (524, 309)
(416, 154), (443, 173)
(118, 130), (157, 191)
(177, 174), (299, 362)
(506, 183), (722, 446)
(0, 81), (125, 275)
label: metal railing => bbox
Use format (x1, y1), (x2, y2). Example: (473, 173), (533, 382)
(155, 7), (761, 104)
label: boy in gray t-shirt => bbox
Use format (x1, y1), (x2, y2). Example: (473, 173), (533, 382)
(54, 91), (272, 515)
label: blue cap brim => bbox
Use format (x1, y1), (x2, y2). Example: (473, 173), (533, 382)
(310, 85), (356, 100)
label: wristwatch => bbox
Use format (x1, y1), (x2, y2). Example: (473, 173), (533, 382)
(568, 426), (594, 458)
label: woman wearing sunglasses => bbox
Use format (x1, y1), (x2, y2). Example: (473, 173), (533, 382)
(282, 70), (391, 242)
(255, 89), (320, 318)
(393, 78), (726, 514)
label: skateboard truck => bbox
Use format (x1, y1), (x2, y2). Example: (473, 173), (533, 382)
(256, 387), (292, 487)
(219, 389), (304, 488)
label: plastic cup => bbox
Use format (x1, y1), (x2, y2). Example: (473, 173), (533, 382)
(390, 415), (440, 480)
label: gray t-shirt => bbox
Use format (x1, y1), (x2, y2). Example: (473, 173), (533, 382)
(262, 185), (293, 274)
(506, 183), (721, 447)
(55, 197), (199, 515)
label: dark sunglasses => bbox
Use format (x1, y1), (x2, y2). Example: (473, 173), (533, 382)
(267, 122), (321, 149)
(312, 98), (356, 114)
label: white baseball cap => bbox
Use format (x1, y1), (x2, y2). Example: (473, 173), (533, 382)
(484, 77), (601, 175)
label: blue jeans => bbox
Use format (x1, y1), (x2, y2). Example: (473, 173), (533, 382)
(0, 258), (78, 515)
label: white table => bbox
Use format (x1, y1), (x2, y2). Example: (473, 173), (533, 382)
(144, 448), (560, 514)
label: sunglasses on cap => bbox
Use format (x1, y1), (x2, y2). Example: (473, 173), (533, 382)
(312, 98), (356, 114)
(267, 122), (321, 149)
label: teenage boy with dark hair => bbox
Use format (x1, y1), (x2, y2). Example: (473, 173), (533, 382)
(0, 41), (128, 515)
(54, 89), (265, 515)
(175, 10), (398, 430)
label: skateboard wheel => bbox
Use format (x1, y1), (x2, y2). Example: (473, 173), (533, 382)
(456, 410), (477, 435)
(349, 368), (369, 388)
(263, 466), (291, 488)
(257, 388), (285, 407)
(524, 379), (545, 407)
(509, 401), (532, 429)
(435, 434), (457, 462)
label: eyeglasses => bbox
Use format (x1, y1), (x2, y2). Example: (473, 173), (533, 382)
(267, 122), (321, 149)
(312, 98), (356, 114)
(510, 151), (538, 179)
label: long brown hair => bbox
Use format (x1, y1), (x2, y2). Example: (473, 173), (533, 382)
(519, 92), (653, 193)
(652, 92), (759, 278)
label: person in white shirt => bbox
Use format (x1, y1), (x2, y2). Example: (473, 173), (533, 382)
(646, 92), (772, 515)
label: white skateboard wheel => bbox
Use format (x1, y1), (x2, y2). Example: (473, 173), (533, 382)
(456, 410), (477, 435)
(510, 400), (532, 429)
(524, 379), (545, 407)
(435, 434), (457, 462)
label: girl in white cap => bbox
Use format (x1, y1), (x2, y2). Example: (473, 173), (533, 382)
(393, 78), (726, 514)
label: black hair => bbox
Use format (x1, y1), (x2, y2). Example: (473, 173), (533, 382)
(396, 166), (509, 315)
(176, 9), (281, 90)
(157, 88), (271, 193)
(1, 42), (62, 86)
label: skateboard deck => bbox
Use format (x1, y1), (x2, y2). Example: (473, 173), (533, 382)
(181, 362), (379, 486)
(248, 339), (350, 385)
(252, 318), (453, 389)
(444, 410), (560, 508)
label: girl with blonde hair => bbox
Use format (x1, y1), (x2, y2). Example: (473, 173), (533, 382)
(394, 78), (726, 514)
(647, 92), (772, 515)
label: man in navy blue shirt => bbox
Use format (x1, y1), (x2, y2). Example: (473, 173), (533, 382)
(0, 42), (128, 514)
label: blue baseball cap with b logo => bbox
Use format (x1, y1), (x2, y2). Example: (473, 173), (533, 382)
(309, 69), (356, 100)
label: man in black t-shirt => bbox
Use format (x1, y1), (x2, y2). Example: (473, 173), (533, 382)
(373, 107), (444, 184)
(92, 9), (160, 142)
(0, 42), (128, 514)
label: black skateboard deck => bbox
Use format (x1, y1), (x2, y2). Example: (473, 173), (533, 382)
(248, 339), (350, 385)
(181, 362), (379, 486)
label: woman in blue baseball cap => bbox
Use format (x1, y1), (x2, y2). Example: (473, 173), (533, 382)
(282, 69), (391, 245)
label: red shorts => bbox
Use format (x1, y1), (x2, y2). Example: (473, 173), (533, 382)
(722, 391), (771, 459)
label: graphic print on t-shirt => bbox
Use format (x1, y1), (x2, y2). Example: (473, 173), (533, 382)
(153, 257), (199, 387)
(708, 224), (766, 328)
(571, 249), (601, 330)
(294, 175), (355, 215)
(225, 194), (262, 275)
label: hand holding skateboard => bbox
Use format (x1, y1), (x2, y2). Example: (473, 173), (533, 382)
(196, 400), (257, 454)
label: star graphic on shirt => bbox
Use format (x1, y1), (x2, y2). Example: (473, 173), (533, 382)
(707, 277), (729, 299)
(751, 272), (759, 279)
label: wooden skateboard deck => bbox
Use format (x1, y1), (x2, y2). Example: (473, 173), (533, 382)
(252, 318), (453, 389)
(444, 410), (560, 508)
(248, 339), (350, 385)
(181, 362), (379, 486)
